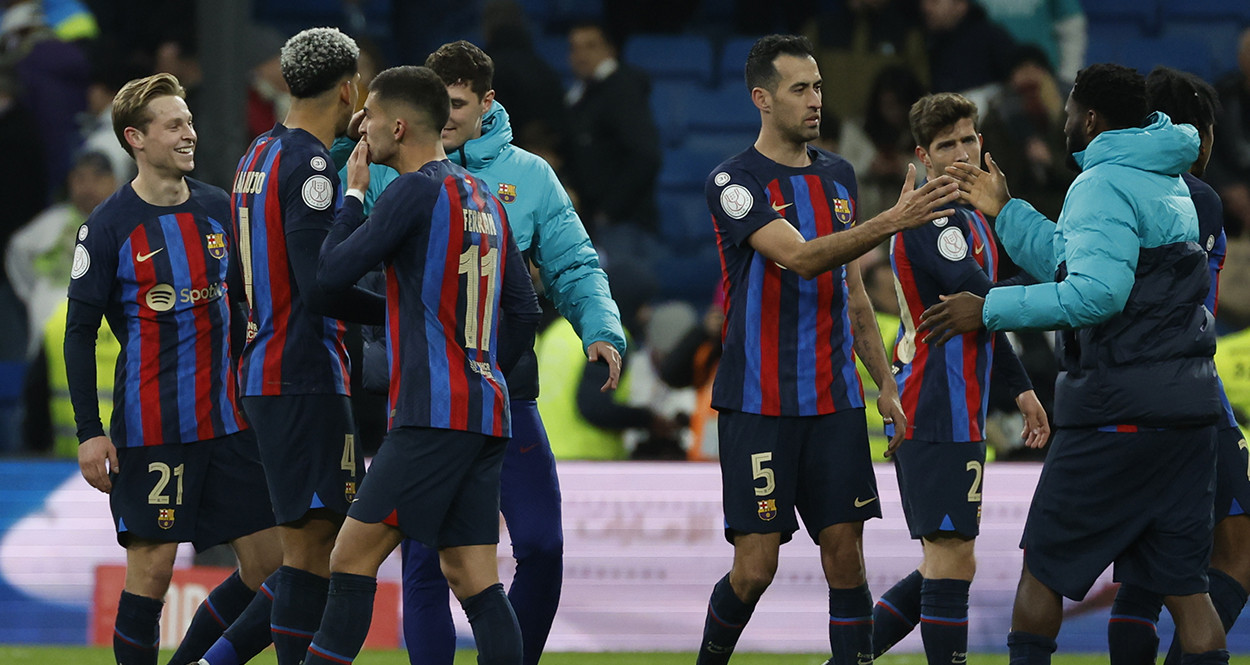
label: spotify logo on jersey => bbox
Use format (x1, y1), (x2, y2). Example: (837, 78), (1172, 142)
(146, 284), (176, 312)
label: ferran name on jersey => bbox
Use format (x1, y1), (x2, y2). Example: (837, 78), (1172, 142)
(757, 498), (777, 521)
(463, 209), (498, 235)
(205, 233), (227, 259)
(157, 508), (175, 529)
(496, 182), (517, 203)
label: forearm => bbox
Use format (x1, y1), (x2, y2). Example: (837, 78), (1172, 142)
(848, 292), (893, 390)
(64, 299), (106, 442)
(984, 274), (1124, 331)
(790, 218), (899, 279)
(995, 199), (1057, 282)
(990, 331), (1033, 397)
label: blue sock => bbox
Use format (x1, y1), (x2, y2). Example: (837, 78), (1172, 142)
(400, 538), (455, 665)
(1165, 569), (1247, 665)
(461, 583), (522, 665)
(1008, 630), (1057, 665)
(115, 591), (163, 665)
(873, 570), (922, 656)
(1109, 583), (1161, 665)
(271, 566), (329, 665)
(828, 584), (873, 665)
(203, 572), (279, 665)
(166, 570), (253, 665)
(304, 573), (376, 665)
(1180, 650), (1230, 665)
(696, 573), (756, 665)
(920, 578), (970, 665)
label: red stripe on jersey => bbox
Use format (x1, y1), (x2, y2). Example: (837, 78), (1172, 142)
(974, 211), (999, 281)
(759, 259), (782, 415)
(131, 229), (164, 444)
(176, 213), (217, 441)
(803, 176), (837, 413)
(386, 265), (402, 430)
(714, 220), (732, 344)
(893, 233), (928, 432)
(961, 330), (982, 440)
(262, 151), (289, 392)
(440, 179), (469, 430)
(1117, 424), (1139, 433)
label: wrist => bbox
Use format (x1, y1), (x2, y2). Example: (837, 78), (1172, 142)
(345, 188), (365, 203)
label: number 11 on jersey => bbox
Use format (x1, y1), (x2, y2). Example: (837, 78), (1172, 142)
(458, 242), (499, 352)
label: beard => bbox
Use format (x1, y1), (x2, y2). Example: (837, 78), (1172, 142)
(1064, 122), (1088, 172)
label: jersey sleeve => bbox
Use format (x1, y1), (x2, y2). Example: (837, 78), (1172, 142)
(897, 218), (993, 296)
(319, 175), (434, 292)
(66, 208), (119, 308)
(706, 166), (781, 247)
(282, 150), (341, 235)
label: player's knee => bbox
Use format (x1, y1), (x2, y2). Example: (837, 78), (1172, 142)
(511, 530), (563, 569)
(127, 559), (175, 597)
(731, 566), (776, 601)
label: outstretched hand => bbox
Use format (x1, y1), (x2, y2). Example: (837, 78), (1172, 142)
(945, 152), (1011, 217)
(918, 292), (986, 346)
(884, 163), (961, 231)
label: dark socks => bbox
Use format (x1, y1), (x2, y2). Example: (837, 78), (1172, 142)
(270, 566), (330, 665)
(203, 572), (279, 665)
(166, 570), (254, 665)
(920, 578), (970, 665)
(1109, 583), (1161, 665)
(1007, 630), (1057, 665)
(462, 582), (523, 665)
(1179, 650), (1230, 665)
(873, 570), (922, 657)
(696, 574), (756, 665)
(828, 584), (874, 665)
(303, 572), (377, 665)
(115, 591), (164, 665)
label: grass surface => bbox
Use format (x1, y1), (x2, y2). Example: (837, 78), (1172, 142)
(5, 648), (1250, 665)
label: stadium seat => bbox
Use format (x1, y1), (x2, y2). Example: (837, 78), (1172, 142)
(718, 36), (758, 87)
(1160, 0), (1250, 22)
(535, 33), (572, 78)
(623, 34), (715, 85)
(1163, 22), (1242, 81)
(657, 190), (715, 242)
(1119, 32), (1221, 83)
(651, 81), (691, 148)
(1082, 0), (1161, 32)
(659, 146), (729, 190)
(1085, 21), (1143, 67)
(686, 84), (758, 133)
(683, 130), (757, 162)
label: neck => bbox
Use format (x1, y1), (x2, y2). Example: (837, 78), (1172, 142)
(284, 99), (339, 149)
(754, 124), (810, 168)
(131, 166), (190, 206)
(390, 140), (449, 175)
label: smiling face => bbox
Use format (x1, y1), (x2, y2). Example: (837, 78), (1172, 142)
(918, 116), (981, 180)
(761, 53), (822, 145)
(129, 94), (196, 176)
(441, 82), (493, 152)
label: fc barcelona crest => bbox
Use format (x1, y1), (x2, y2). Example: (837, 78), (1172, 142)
(757, 499), (777, 521)
(205, 233), (227, 259)
(497, 182), (517, 203)
(158, 508), (175, 529)
(832, 198), (853, 224)
(345, 481), (357, 503)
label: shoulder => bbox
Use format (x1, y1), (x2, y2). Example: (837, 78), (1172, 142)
(706, 149), (763, 190)
(186, 178), (230, 208)
(87, 186), (138, 231)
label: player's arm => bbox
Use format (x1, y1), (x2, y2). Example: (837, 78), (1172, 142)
(532, 164), (625, 390)
(846, 259), (907, 457)
(318, 142), (411, 293)
(945, 156), (1057, 282)
(64, 299), (118, 493)
(497, 214), (543, 377)
(747, 166), (959, 279)
(989, 332), (1049, 448)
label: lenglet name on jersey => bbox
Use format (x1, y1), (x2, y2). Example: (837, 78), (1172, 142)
(462, 209), (497, 235)
(233, 171), (267, 195)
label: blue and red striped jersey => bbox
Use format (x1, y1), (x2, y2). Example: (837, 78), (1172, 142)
(890, 199), (1029, 442)
(1186, 172), (1238, 429)
(231, 124), (350, 396)
(706, 146), (864, 416)
(319, 160), (541, 437)
(66, 179), (245, 447)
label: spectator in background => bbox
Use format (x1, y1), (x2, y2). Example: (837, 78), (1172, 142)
(482, 0), (568, 164)
(565, 22), (661, 245)
(814, 0), (928, 123)
(978, 0), (1086, 83)
(839, 65), (928, 221)
(0, 64), (46, 371)
(660, 291), (725, 461)
(624, 301), (698, 460)
(152, 33), (201, 115)
(980, 45), (1074, 224)
(81, 57), (143, 184)
(0, 0), (98, 42)
(919, 0), (1015, 108)
(242, 25), (290, 140)
(1208, 28), (1250, 239)
(0, 1), (88, 197)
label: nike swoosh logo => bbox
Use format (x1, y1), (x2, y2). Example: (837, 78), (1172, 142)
(519, 444), (539, 454)
(136, 248), (164, 262)
(853, 496), (878, 508)
(974, 244), (984, 255)
(770, 201), (793, 214)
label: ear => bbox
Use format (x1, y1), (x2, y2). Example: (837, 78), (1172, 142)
(393, 116), (407, 143)
(341, 78), (354, 104)
(751, 86), (770, 113)
(124, 126), (144, 154)
(482, 89), (496, 114)
(1083, 108), (1099, 139)
(915, 145), (930, 169)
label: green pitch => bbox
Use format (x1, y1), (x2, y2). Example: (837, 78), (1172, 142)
(5, 648), (1250, 665)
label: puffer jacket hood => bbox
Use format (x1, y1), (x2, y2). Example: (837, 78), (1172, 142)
(1073, 111), (1199, 176)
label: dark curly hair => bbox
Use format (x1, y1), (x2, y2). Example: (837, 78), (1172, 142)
(1146, 66), (1219, 133)
(744, 34), (815, 93)
(424, 40), (494, 99)
(1071, 63), (1147, 130)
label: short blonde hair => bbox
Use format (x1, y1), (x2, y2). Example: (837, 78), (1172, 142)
(112, 73), (186, 157)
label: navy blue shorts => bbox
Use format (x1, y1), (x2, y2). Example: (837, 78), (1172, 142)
(110, 429), (275, 552)
(1021, 426), (1217, 600)
(349, 426), (507, 549)
(893, 438), (985, 539)
(1215, 424), (1250, 522)
(242, 394), (363, 524)
(718, 408), (881, 544)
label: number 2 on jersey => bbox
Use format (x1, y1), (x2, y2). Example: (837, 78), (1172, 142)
(458, 243), (499, 352)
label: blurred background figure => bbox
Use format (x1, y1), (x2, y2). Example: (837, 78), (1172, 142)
(814, 0), (928, 123)
(482, 0), (568, 165)
(79, 56), (142, 184)
(839, 65), (928, 221)
(978, 0), (1086, 83)
(919, 0), (1016, 109)
(1209, 27), (1250, 240)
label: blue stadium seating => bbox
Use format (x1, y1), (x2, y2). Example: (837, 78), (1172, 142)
(650, 81), (691, 147)
(623, 34), (715, 85)
(657, 190), (715, 242)
(535, 34), (572, 78)
(687, 84), (758, 133)
(718, 36), (758, 87)
(1081, 0), (1160, 31)
(1160, 0), (1250, 22)
(660, 146), (729, 189)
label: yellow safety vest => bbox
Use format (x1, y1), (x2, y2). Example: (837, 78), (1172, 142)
(46, 300), (119, 457)
(1216, 326), (1250, 426)
(535, 319), (631, 460)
